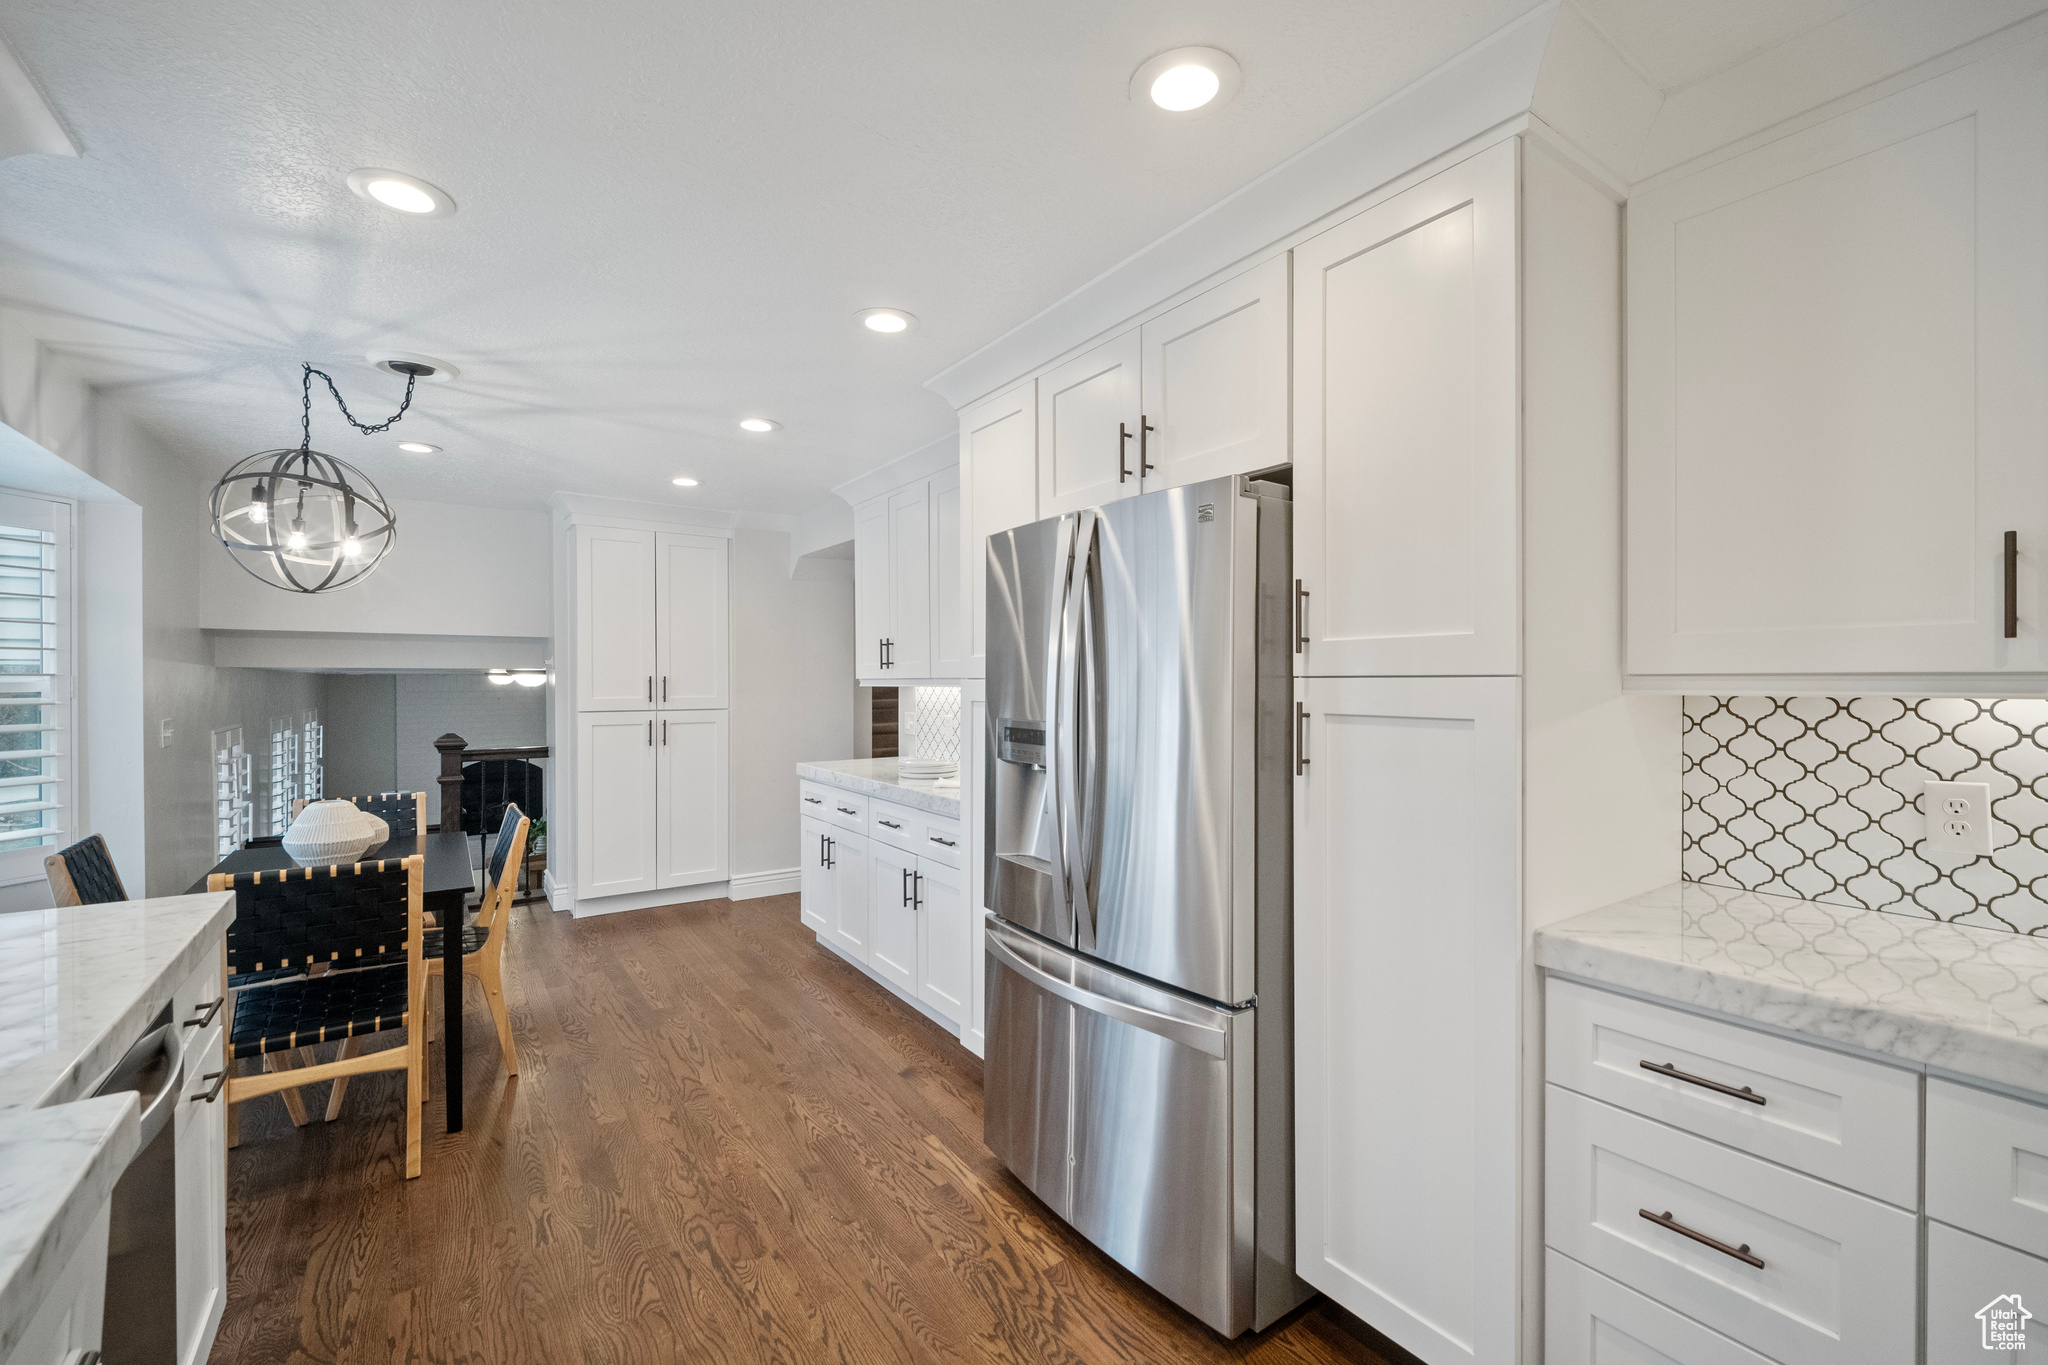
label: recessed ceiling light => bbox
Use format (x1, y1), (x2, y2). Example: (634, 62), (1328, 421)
(858, 308), (917, 334)
(738, 418), (780, 433)
(346, 168), (457, 218)
(397, 441), (440, 455)
(672, 477), (699, 487)
(1131, 47), (1241, 113)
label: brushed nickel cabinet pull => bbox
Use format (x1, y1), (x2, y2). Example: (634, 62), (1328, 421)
(913, 870), (924, 910)
(2007, 530), (2020, 639)
(1295, 703), (1310, 776)
(646, 720), (653, 746)
(825, 837), (836, 869)
(804, 796), (822, 804)
(1640, 1060), (1765, 1105)
(879, 819), (901, 829)
(192, 1071), (227, 1104)
(1140, 416), (1156, 476)
(662, 675), (668, 702)
(929, 835), (956, 847)
(1295, 580), (1310, 653)
(647, 675), (653, 702)
(1118, 422), (1134, 483)
(662, 719), (668, 745)
(837, 806), (858, 816)
(1639, 1209), (1764, 1268)
(902, 867), (913, 906)
(183, 997), (224, 1029)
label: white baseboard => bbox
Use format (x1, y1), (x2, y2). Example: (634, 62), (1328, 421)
(813, 931), (962, 1037)
(568, 880), (731, 918)
(729, 867), (800, 901)
(542, 869), (569, 911)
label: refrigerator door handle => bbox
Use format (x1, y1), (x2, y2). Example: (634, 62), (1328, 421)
(1055, 509), (1098, 938)
(986, 930), (1230, 1060)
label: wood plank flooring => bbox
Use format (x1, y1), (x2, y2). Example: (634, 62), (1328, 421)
(212, 893), (1420, 1365)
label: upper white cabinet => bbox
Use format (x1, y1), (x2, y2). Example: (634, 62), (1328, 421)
(1037, 259), (1291, 521)
(575, 526), (658, 709)
(853, 473), (962, 683)
(657, 532), (729, 708)
(1626, 37), (2048, 678)
(1293, 139), (1520, 678)
(1140, 255), (1291, 494)
(573, 524), (729, 709)
(958, 380), (1037, 678)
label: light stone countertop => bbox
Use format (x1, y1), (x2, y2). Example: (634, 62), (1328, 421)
(1536, 881), (2048, 1094)
(0, 892), (235, 1112)
(798, 759), (963, 820)
(0, 1092), (138, 1360)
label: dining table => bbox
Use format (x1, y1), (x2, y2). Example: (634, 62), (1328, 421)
(188, 829), (478, 1132)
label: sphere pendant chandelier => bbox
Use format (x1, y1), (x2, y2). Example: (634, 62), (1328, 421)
(209, 362), (429, 593)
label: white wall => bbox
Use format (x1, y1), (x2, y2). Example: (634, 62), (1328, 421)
(730, 526), (858, 880)
(394, 672), (546, 825)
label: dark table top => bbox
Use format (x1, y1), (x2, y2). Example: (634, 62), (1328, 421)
(187, 829), (475, 896)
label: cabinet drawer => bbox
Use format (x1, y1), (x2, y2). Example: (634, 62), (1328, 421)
(1547, 1249), (1776, 1365)
(1928, 1077), (2048, 1259)
(1547, 978), (1919, 1206)
(868, 798), (920, 856)
(914, 814), (962, 868)
(1546, 1086), (1916, 1365)
(801, 782), (866, 834)
(1928, 1220), (2048, 1362)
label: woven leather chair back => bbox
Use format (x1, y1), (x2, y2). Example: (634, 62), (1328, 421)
(51, 834), (127, 905)
(488, 803), (527, 888)
(222, 861), (415, 977)
(346, 791), (423, 838)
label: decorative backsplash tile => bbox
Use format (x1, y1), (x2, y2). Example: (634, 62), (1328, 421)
(1683, 696), (2048, 936)
(904, 686), (962, 765)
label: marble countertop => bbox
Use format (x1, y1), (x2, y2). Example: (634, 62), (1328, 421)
(0, 1092), (138, 1360)
(1537, 881), (2048, 1094)
(798, 759), (962, 819)
(0, 892), (234, 1111)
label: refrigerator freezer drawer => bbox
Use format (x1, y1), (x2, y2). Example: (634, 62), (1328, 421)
(983, 919), (1256, 1336)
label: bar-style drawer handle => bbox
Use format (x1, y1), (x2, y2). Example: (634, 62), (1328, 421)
(1641, 1059), (1765, 1105)
(929, 835), (956, 847)
(1639, 1209), (1764, 1269)
(182, 997), (224, 1029)
(803, 796), (822, 804)
(192, 1071), (227, 1104)
(878, 819), (902, 829)
(837, 806), (858, 816)
(1295, 703), (1310, 776)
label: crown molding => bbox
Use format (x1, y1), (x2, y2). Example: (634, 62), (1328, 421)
(831, 431), (957, 508)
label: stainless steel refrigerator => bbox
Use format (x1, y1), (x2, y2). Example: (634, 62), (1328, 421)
(982, 472), (1309, 1337)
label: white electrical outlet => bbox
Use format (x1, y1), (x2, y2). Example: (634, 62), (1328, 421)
(1923, 780), (1993, 857)
(158, 718), (174, 749)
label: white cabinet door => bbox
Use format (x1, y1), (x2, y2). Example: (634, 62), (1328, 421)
(575, 526), (657, 709)
(916, 854), (969, 1025)
(1928, 1077), (2048, 1259)
(576, 712), (659, 898)
(931, 466), (969, 677)
(827, 831), (870, 962)
(799, 815), (832, 934)
(1293, 140), (1519, 678)
(657, 711), (727, 889)
(1294, 674), (1520, 1365)
(868, 840), (919, 992)
(1038, 330), (1140, 516)
(1928, 1221), (2048, 1362)
(1626, 39), (2048, 677)
(963, 688), (988, 1056)
(175, 1019), (226, 1365)
(887, 482), (932, 678)
(655, 532), (728, 709)
(854, 497), (892, 680)
(960, 380), (1036, 678)
(1139, 255), (1290, 494)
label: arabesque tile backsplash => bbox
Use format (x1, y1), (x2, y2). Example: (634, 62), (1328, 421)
(1683, 696), (2048, 935)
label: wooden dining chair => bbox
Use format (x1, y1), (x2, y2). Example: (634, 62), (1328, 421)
(43, 834), (127, 906)
(424, 803), (529, 1078)
(209, 855), (429, 1179)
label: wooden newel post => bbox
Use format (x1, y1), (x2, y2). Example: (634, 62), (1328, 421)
(434, 733), (467, 834)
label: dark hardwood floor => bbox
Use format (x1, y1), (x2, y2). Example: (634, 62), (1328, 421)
(211, 893), (1418, 1365)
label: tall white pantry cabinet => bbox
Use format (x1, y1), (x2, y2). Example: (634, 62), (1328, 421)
(561, 518), (731, 909)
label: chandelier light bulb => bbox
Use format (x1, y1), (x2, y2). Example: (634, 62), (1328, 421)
(343, 536), (363, 560)
(488, 670), (515, 686)
(248, 501), (267, 525)
(513, 672), (546, 687)
(286, 528), (308, 551)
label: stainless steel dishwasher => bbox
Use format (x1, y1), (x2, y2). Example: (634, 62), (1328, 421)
(92, 1004), (184, 1364)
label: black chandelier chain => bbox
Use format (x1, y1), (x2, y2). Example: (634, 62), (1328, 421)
(299, 362), (416, 450)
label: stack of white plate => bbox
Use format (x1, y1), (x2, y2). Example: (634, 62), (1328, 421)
(897, 757), (957, 781)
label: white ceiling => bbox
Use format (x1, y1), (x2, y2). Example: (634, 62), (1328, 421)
(0, 0), (1538, 515)
(1573, 0), (1867, 92)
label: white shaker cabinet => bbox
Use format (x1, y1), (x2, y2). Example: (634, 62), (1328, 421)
(656, 532), (729, 708)
(958, 382), (1036, 679)
(826, 830), (870, 962)
(1139, 254), (1291, 495)
(798, 815), (833, 935)
(1293, 674), (1521, 1365)
(1625, 36), (2048, 679)
(931, 466), (969, 677)
(914, 851), (969, 1025)
(1037, 329), (1141, 516)
(1292, 139), (1520, 678)
(887, 483), (932, 677)
(575, 712), (660, 898)
(867, 840), (919, 994)
(174, 954), (227, 1365)
(656, 711), (728, 890)
(853, 481), (942, 683)
(854, 498), (892, 678)
(574, 526), (658, 710)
